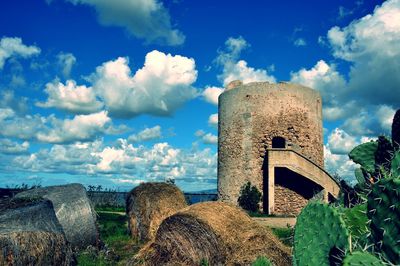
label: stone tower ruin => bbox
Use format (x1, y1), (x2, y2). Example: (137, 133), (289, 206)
(217, 81), (339, 216)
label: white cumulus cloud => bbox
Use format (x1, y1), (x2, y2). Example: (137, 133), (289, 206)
(216, 36), (276, 86)
(290, 60), (346, 107)
(202, 86), (224, 106)
(0, 37), (40, 69)
(36, 111), (111, 143)
(208, 113), (218, 128)
(65, 0), (185, 46)
(0, 139), (29, 155)
(128, 125), (162, 143)
(90, 50), (197, 118)
(327, 128), (358, 154)
(327, 0), (400, 106)
(37, 79), (103, 114)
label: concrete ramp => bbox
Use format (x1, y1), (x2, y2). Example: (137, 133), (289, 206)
(265, 148), (340, 214)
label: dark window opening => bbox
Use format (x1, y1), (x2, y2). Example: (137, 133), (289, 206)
(272, 136), (286, 148)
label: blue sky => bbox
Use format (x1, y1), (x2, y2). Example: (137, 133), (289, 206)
(0, 0), (398, 192)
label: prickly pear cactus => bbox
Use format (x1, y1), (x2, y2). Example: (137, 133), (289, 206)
(391, 151), (400, 178)
(294, 202), (350, 266)
(342, 251), (384, 266)
(354, 168), (366, 185)
(349, 141), (378, 174)
(342, 204), (369, 245)
(374, 136), (393, 177)
(392, 109), (400, 152)
(367, 177), (400, 264)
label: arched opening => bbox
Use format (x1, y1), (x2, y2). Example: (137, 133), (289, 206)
(272, 136), (286, 148)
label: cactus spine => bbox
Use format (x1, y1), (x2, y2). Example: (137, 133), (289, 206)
(294, 202), (350, 266)
(367, 177), (400, 264)
(342, 251), (385, 266)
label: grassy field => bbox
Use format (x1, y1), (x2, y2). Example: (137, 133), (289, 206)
(77, 208), (294, 265)
(77, 210), (141, 265)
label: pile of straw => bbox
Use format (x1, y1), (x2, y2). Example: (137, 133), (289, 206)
(126, 182), (187, 242)
(136, 201), (291, 266)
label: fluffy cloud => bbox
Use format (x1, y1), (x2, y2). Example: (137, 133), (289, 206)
(324, 145), (357, 184)
(0, 139), (29, 155)
(201, 133), (218, 145)
(208, 113), (218, 128)
(202, 86), (224, 106)
(0, 90), (29, 114)
(342, 105), (396, 136)
(65, 0), (184, 46)
(36, 111), (111, 143)
(216, 36), (276, 86)
(128, 125), (162, 143)
(57, 52), (76, 77)
(195, 130), (217, 145)
(37, 79), (103, 114)
(0, 37), (40, 69)
(10, 139), (217, 187)
(327, 128), (358, 154)
(290, 60), (346, 106)
(327, 0), (400, 106)
(0, 109), (115, 144)
(90, 51), (197, 118)
(0, 109), (47, 140)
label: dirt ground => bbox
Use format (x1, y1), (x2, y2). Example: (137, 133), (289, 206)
(252, 217), (296, 228)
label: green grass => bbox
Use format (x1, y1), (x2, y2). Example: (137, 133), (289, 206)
(271, 227), (294, 247)
(95, 206), (126, 212)
(77, 209), (141, 265)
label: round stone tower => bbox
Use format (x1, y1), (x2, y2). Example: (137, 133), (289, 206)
(218, 81), (324, 211)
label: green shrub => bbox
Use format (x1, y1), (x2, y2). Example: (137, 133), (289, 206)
(199, 258), (209, 266)
(237, 181), (261, 213)
(251, 256), (272, 266)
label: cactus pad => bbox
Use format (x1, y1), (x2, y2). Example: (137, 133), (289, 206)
(342, 251), (384, 266)
(367, 177), (400, 264)
(294, 202), (350, 266)
(349, 141), (378, 174)
(342, 204), (369, 244)
(392, 109), (400, 152)
(391, 151), (400, 178)
(374, 136), (393, 177)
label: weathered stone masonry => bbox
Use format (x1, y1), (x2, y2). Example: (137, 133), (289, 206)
(217, 81), (340, 215)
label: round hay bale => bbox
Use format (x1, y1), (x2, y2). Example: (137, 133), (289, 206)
(0, 231), (76, 266)
(136, 201), (291, 266)
(15, 183), (98, 250)
(0, 198), (75, 265)
(126, 182), (187, 242)
(0, 197), (63, 233)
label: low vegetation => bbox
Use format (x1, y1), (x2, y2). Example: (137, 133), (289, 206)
(237, 181), (262, 213)
(77, 211), (141, 265)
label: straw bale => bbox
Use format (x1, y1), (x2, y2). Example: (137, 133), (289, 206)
(136, 201), (291, 266)
(126, 182), (187, 242)
(16, 183), (98, 250)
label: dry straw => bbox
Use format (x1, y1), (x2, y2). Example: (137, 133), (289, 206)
(126, 182), (188, 242)
(135, 201), (292, 266)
